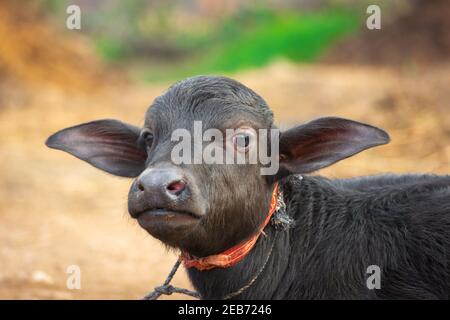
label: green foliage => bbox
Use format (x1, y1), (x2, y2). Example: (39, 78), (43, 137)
(39, 0), (66, 13)
(202, 9), (359, 72)
(38, 1), (361, 80)
(95, 38), (126, 62)
(141, 8), (360, 82)
(88, 5), (361, 82)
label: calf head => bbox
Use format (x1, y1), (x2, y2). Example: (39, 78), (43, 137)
(46, 76), (389, 257)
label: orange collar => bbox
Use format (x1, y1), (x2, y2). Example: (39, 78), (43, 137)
(180, 183), (279, 271)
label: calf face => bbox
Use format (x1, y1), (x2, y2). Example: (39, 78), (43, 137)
(46, 76), (389, 257)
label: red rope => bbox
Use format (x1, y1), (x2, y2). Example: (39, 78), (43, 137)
(181, 183), (279, 271)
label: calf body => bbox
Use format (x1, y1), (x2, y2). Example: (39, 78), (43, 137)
(46, 76), (450, 299)
(190, 174), (450, 299)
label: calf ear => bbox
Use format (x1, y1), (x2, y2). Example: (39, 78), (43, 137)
(278, 117), (390, 175)
(46, 119), (146, 177)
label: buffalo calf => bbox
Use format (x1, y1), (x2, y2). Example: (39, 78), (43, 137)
(46, 76), (450, 299)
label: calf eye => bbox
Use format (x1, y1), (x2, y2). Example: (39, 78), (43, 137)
(140, 129), (154, 148)
(234, 133), (250, 148)
(231, 128), (256, 153)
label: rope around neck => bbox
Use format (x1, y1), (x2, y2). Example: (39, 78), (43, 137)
(142, 259), (200, 300)
(142, 187), (293, 300)
(222, 230), (278, 300)
(142, 230), (279, 300)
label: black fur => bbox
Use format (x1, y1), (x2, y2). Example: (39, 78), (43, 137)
(189, 174), (450, 299)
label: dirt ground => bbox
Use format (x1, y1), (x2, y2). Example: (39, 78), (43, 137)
(0, 60), (449, 299)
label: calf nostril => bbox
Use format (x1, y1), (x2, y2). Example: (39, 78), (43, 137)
(137, 182), (145, 192)
(166, 180), (186, 195)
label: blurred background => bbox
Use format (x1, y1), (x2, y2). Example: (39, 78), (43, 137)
(0, 0), (449, 299)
